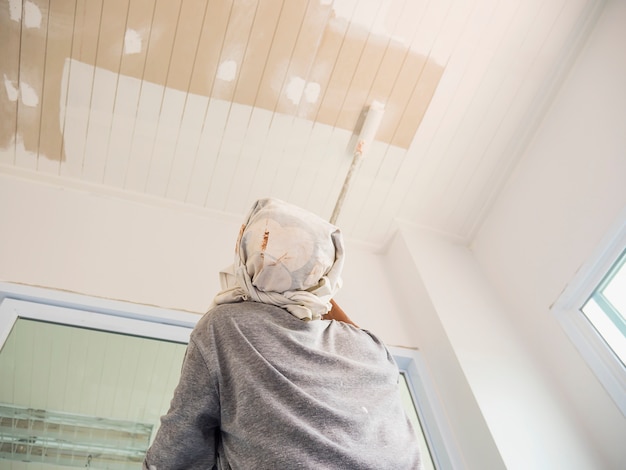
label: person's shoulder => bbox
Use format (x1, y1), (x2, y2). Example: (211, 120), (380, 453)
(196, 302), (287, 329)
(192, 302), (296, 350)
(196, 302), (244, 328)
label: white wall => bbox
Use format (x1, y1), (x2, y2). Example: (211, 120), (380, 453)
(385, 231), (507, 469)
(472, 0), (626, 468)
(0, 172), (236, 314)
(335, 241), (418, 347)
(0, 170), (415, 347)
(394, 226), (599, 469)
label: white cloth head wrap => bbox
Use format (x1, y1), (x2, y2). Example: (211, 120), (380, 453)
(211, 198), (345, 321)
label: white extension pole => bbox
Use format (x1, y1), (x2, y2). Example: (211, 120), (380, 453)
(330, 101), (385, 224)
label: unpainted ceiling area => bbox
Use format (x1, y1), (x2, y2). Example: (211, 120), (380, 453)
(0, 0), (602, 248)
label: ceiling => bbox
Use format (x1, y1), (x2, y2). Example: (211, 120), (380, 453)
(0, 0), (603, 249)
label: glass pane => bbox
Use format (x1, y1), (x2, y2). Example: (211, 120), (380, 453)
(399, 373), (436, 470)
(582, 299), (626, 365)
(581, 249), (626, 366)
(0, 319), (187, 469)
(602, 254), (626, 316)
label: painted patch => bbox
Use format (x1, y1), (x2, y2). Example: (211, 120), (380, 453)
(23, 1), (42, 29)
(217, 60), (237, 82)
(4, 75), (19, 102)
(19, 81), (39, 107)
(8, 134), (39, 160)
(286, 77), (321, 105)
(124, 29), (142, 55)
(8, 0), (21, 21)
(285, 76), (306, 105)
(304, 82), (320, 104)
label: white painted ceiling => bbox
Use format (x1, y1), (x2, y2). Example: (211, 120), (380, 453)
(0, 0), (604, 248)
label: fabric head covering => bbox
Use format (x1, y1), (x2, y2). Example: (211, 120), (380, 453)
(211, 198), (345, 321)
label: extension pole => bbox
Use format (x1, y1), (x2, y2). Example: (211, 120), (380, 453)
(330, 101), (385, 224)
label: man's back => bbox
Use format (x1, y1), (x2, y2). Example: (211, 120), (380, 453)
(145, 302), (421, 469)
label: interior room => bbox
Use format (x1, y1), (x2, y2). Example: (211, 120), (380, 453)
(1, 0), (625, 468)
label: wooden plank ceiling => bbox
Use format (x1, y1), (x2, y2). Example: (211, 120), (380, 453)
(0, 0), (600, 248)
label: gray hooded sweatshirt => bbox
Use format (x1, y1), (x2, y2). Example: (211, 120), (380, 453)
(144, 302), (421, 469)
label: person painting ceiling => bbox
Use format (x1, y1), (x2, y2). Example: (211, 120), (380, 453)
(144, 197), (421, 469)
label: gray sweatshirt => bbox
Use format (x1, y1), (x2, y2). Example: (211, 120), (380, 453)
(144, 302), (421, 469)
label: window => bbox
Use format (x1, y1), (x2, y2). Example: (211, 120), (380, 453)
(552, 216), (626, 415)
(0, 294), (194, 468)
(391, 347), (462, 469)
(580, 248), (626, 365)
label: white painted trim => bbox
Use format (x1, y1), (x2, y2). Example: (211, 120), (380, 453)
(0, 299), (193, 344)
(389, 346), (465, 470)
(0, 302), (18, 352)
(550, 208), (626, 416)
(0, 282), (198, 350)
(0, 282), (200, 328)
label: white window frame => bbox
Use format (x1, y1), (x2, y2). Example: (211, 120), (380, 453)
(0, 283), (198, 348)
(0, 282), (459, 469)
(0, 299), (194, 346)
(389, 346), (463, 470)
(551, 213), (626, 416)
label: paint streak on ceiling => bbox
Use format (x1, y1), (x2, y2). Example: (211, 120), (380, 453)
(0, 0), (602, 248)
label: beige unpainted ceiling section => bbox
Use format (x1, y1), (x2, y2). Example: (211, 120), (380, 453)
(0, 0), (443, 164)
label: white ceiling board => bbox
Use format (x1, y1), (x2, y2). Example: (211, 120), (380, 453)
(104, 78), (146, 188)
(165, 96), (212, 202)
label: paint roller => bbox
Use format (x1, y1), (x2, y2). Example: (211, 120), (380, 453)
(330, 101), (385, 224)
